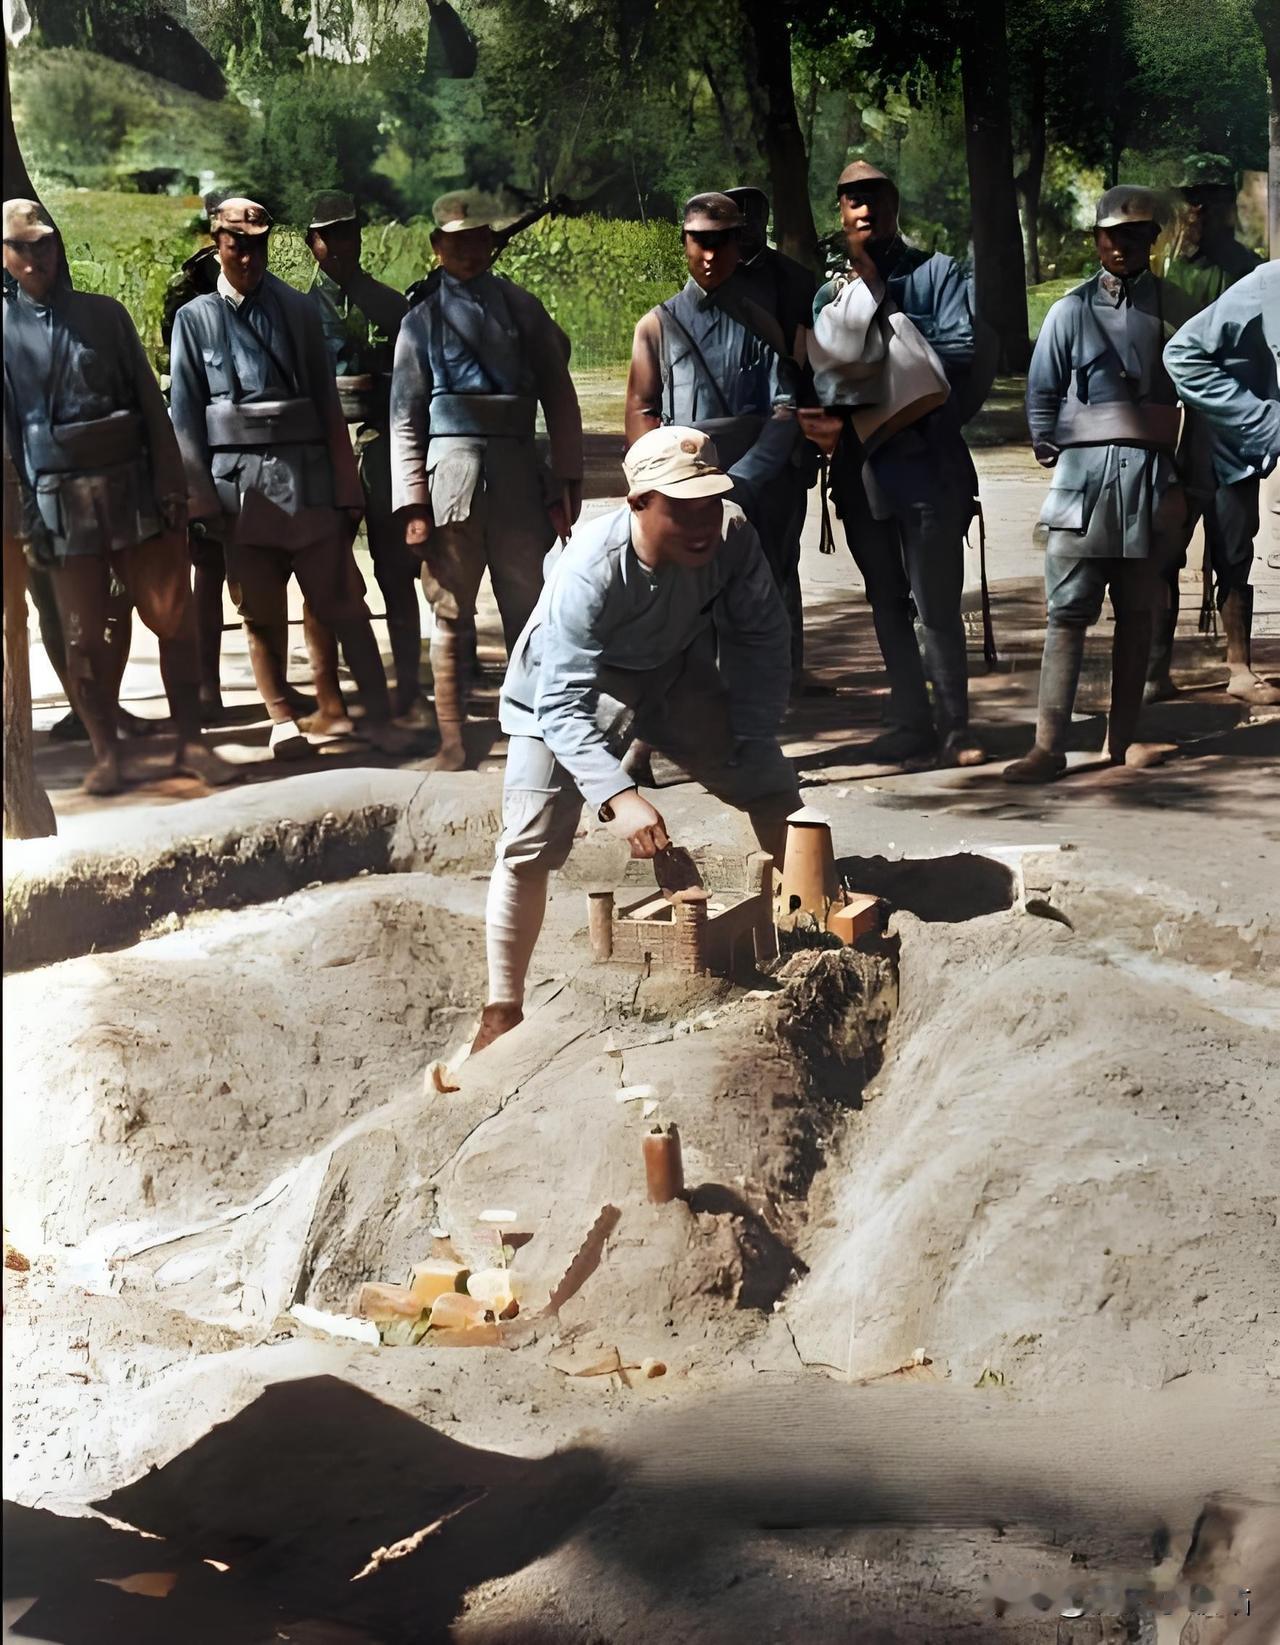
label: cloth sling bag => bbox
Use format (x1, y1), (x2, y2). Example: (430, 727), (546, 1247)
(810, 275), (950, 453)
(204, 295), (325, 450)
(8, 305), (145, 475)
(426, 281), (537, 439)
(656, 300), (766, 471)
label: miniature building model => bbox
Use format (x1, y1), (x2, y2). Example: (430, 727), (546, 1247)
(587, 851), (777, 977)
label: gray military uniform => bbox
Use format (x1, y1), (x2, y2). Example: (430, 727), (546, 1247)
(1028, 268), (1196, 622)
(390, 269), (582, 649)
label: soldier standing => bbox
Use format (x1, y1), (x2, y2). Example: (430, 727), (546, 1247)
(391, 190), (583, 771)
(168, 196), (409, 758)
(2, 199), (235, 795)
(304, 190), (426, 727)
(1146, 157), (1265, 702)
(799, 160), (988, 768)
(1005, 187), (1197, 783)
(1163, 262), (1280, 706)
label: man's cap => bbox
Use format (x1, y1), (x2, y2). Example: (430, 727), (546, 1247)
(724, 185), (769, 219)
(1179, 153), (1236, 195)
(837, 159), (896, 194)
(432, 190), (504, 233)
(3, 199), (57, 243)
(682, 192), (745, 233)
(1094, 184), (1162, 231)
(308, 190), (358, 229)
(623, 426), (735, 499)
(211, 197), (273, 235)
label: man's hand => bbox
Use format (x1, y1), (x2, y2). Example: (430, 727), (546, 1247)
(797, 407), (844, 457)
(1032, 441), (1060, 469)
(602, 788), (670, 858)
(547, 479), (583, 543)
(402, 506), (432, 551)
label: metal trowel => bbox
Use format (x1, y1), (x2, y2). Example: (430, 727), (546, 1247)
(653, 843), (703, 901)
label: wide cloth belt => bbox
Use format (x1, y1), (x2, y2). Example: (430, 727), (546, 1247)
(690, 414), (766, 471)
(1052, 402), (1181, 452)
(336, 373), (390, 426)
(428, 393), (536, 439)
(205, 397), (326, 450)
(25, 410), (145, 474)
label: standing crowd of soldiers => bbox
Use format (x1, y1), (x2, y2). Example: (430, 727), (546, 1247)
(3, 155), (1277, 1034)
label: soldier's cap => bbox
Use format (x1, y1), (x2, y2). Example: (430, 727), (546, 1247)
(724, 185), (770, 218)
(1179, 153), (1236, 195)
(1094, 184), (1162, 231)
(210, 197), (273, 236)
(3, 199), (57, 244)
(432, 190), (504, 234)
(837, 159), (896, 196)
(309, 190), (358, 230)
(623, 426), (735, 500)
(682, 192), (745, 234)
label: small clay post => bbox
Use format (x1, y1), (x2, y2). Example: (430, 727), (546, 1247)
(748, 850), (777, 964)
(643, 1123), (684, 1204)
(674, 888), (709, 975)
(587, 889), (615, 960)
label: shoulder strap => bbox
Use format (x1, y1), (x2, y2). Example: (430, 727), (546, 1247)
(658, 299), (734, 419)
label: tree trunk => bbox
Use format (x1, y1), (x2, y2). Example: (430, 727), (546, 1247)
(740, 0), (819, 269)
(1015, 42), (1046, 286)
(702, 58), (754, 178)
(4, 489), (57, 842)
(1255, 0), (1280, 254)
(959, 0), (1031, 372)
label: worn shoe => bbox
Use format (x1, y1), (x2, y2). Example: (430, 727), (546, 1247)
(269, 720), (311, 761)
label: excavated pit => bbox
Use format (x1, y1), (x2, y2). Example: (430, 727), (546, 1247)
(4, 795), (1277, 1643)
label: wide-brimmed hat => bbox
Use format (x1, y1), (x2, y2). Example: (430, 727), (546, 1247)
(432, 190), (505, 233)
(1094, 185), (1162, 230)
(308, 190), (358, 229)
(210, 197), (273, 235)
(623, 426), (735, 500)
(3, 199), (57, 244)
(682, 192), (745, 234)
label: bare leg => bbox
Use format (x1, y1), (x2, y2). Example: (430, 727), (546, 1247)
(48, 556), (123, 795)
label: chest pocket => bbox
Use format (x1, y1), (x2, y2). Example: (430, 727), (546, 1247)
(201, 346), (232, 399)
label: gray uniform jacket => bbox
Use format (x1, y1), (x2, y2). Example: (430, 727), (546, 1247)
(500, 502), (791, 810)
(1027, 269), (1196, 559)
(389, 270), (582, 517)
(3, 284), (184, 558)
(1164, 261), (1280, 490)
(169, 272), (361, 543)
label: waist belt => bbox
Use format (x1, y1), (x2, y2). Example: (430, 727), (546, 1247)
(25, 410), (145, 474)
(691, 414), (766, 471)
(205, 397), (325, 450)
(336, 373), (390, 426)
(1053, 401), (1181, 452)
(428, 393), (536, 439)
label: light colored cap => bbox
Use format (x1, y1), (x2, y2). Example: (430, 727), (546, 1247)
(837, 159), (895, 192)
(682, 192), (745, 233)
(623, 426), (735, 499)
(308, 190), (357, 229)
(3, 199), (57, 243)
(432, 190), (503, 233)
(211, 197), (273, 235)
(1094, 185), (1162, 230)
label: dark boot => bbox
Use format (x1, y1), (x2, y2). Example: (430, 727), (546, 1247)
(193, 562), (228, 722)
(871, 598), (935, 744)
(1144, 582), (1180, 703)
(335, 618), (412, 754)
(923, 620), (986, 767)
(1004, 621), (1085, 783)
(1221, 587), (1280, 706)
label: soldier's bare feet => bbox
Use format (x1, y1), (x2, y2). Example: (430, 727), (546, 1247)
(1226, 667), (1280, 707)
(470, 1002), (523, 1054)
(394, 695), (435, 731)
(1003, 746), (1067, 784)
(1109, 740), (1175, 769)
(297, 711), (356, 737)
(361, 719), (415, 755)
(431, 735), (468, 772)
(173, 740), (239, 786)
(83, 751), (123, 796)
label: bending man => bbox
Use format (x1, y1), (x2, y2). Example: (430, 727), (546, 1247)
(472, 426), (800, 1052)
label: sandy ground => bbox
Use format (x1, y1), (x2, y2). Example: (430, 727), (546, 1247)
(4, 436), (1280, 1642)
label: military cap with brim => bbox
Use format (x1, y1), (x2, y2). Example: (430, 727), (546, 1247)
(1179, 153), (1236, 194)
(837, 159), (896, 193)
(623, 426), (735, 499)
(3, 199), (57, 243)
(724, 185), (769, 216)
(1094, 185), (1162, 230)
(309, 190), (358, 229)
(682, 192), (745, 233)
(211, 197), (273, 235)
(432, 190), (505, 233)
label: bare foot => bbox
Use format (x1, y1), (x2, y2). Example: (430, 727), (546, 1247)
(297, 711), (356, 737)
(1003, 746), (1067, 784)
(269, 720), (312, 761)
(1110, 740), (1176, 769)
(361, 720), (416, 756)
(173, 740), (239, 786)
(1226, 668), (1280, 707)
(940, 730), (988, 768)
(470, 1002), (523, 1054)
(430, 736), (469, 772)
(394, 695), (435, 731)
(83, 751), (123, 796)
